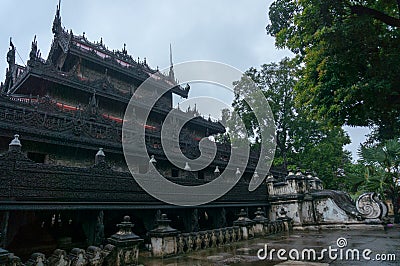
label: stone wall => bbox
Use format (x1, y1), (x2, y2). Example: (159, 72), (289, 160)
(267, 170), (388, 227)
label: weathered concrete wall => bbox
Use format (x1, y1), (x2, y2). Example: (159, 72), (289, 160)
(314, 198), (358, 223)
(269, 197), (360, 226)
(269, 201), (302, 225)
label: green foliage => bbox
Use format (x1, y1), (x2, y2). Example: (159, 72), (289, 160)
(227, 58), (351, 189)
(344, 139), (400, 221)
(267, 0), (400, 141)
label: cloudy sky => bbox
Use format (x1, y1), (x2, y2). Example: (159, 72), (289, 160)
(0, 0), (369, 159)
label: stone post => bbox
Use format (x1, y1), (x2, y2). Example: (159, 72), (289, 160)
(95, 148), (105, 165)
(277, 208), (293, 232)
(0, 248), (21, 265)
(314, 176), (323, 190)
(266, 174), (276, 195)
(233, 209), (255, 240)
(25, 253), (46, 266)
(47, 249), (70, 265)
(86, 246), (103, 266)
(107, 216), (143, 266)
(147, 214), (180, 257)
(252, 207), (269, 236)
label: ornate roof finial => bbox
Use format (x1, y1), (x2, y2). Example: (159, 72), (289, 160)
(52, 0), (62, 35)
(9, 37), (14, 50)
(29, 35), (38, 61)
(169, 43), (175, 81)
(123, 43), (127, 54)
(7, 37), (15, 67)
(90, 89), (97, 107)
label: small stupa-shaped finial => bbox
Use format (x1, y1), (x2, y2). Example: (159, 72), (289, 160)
(252, 171), (259, 179)
(184, 162), (191, 171)
(9, 134), (22, 152)
(214, 166), (220, 173)
(95, 148), (105, 165)
(149, 155), (157, 164)
(235, 168), (241, 176)
(266, 172), (275, 183)
(295, 167), (303, 176)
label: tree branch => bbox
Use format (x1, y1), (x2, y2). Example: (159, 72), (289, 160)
(350, 5), (400, 27)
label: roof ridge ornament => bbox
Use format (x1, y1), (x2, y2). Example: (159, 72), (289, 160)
(169, 43), (175, 81)
(52, 0), (62, 35)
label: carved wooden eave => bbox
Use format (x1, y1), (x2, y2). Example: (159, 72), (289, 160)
(0, 95), (240, 170)
(68, 38), (190, 98)
(6, 62), (224, 136)
(45, 26), (190, 99)
(0, 149), (268, 211)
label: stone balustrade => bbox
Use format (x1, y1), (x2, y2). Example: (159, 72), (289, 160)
(149, 211), (292, 257)
(0, 245), (115, 266)
(0, 216), (141, 266)
(0, 211), (293, 264)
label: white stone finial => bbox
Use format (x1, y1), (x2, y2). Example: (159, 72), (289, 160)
(253, 171), (259, 179)
(214, 166), (220, 173)
(149, 155), (157, 164)
(95, 148), (106, 165)
(184, 162), (191, 171)
(9, 134), (21, 147)
(9, 134), (22, 152)
(266, 174), (275, 182)
(96, 147), (105, 157)
(235, 168), (241, 176)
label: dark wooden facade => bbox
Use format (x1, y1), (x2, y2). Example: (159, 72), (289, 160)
(0, 4), (281, 258)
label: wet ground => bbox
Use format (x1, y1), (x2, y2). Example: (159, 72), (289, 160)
(139, 225), (400, 265)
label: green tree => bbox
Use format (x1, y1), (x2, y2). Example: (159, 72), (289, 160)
(356, 139), (400, 222)
(228, 58), (351, 188)
(266, 0), (400, 141)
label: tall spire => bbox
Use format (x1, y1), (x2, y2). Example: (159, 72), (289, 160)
(168, 43), (175, 81)
(170, 43), (173, 67)
(52, 0), (62, 35)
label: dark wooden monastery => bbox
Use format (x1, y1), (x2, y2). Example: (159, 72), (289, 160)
(0, 4), (280, 258)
